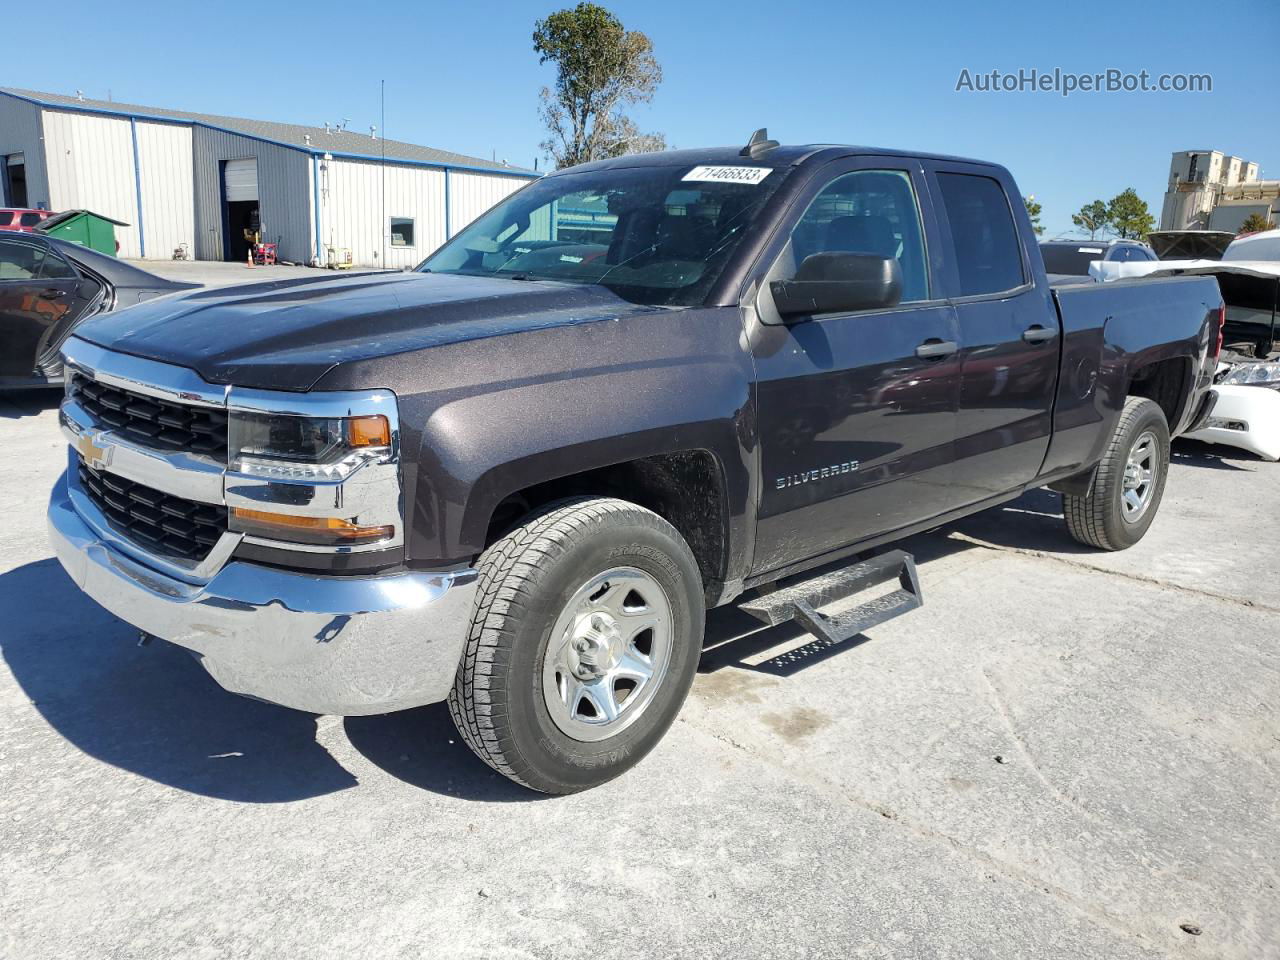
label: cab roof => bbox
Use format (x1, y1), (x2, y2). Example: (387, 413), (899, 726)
(546, 143), (1003, 177)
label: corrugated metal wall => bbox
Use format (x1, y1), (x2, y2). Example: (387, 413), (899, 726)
(320, 159), (446, 269)
(41, 110), (142, 257)
(192, 127), (312, 263)
(8, 93), (537, 265)
(0, 94), (49, 208)
(317, 161), (533, 268)
(133, 121), (194, 258)
(450, 171), (530, 237)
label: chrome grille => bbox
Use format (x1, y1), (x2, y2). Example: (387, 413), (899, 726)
(77, 459), (227, 562)
(70, 374), (228, 460)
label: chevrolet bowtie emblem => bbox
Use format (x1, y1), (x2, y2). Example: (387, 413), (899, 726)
(76, 431), (113, 471)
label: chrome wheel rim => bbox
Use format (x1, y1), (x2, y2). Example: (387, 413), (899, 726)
(542, 567), (673, 742)
(1121, 430), (1159, 522)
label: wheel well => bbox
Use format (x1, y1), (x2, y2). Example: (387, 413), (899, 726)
(485, 451), (728, 594)
(1128, 357), (1190, 428)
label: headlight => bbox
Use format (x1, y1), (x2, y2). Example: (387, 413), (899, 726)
(228, 411), (392, 480)
(1219, 361), (1280, 390)
(226, 409), (399, 548)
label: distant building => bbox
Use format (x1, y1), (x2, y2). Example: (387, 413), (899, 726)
(1161, 149), (1279, 234)
(0, 88), (539, 267)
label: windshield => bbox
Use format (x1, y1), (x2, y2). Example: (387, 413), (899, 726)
(419, 164), (785, 306)
(1039, 243), (1106, 275)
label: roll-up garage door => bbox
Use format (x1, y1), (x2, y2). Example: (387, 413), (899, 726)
(224, 159), (259, 202)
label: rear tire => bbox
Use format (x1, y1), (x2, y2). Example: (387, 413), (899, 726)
(448, 496), (704, 794)
(1064, 397), (1170, 551)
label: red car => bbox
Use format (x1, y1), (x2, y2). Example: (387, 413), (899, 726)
(0, 208), (52, 233)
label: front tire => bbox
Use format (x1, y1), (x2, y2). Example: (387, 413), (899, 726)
(1064, 396), (1170, 550)
(448, 497), (704, 794)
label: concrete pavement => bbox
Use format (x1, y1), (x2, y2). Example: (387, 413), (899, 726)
(1, 383), (1276, 960)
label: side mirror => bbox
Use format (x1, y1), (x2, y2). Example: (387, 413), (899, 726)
(770, 252), (903, 319)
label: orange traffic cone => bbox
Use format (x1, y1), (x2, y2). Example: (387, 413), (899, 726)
(246, 249), (254, 268)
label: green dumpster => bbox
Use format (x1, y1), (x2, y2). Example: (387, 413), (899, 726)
(35, 209), (129, 256)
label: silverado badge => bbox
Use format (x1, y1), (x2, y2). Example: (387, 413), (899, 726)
(774, 460), (860, 490)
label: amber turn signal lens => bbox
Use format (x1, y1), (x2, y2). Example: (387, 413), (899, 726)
(347, 415), (391, 448)
(230, 507), (394, 545)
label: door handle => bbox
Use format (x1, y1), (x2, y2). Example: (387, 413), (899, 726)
(1022, 324), (1058, 344)
(38, 288), (68, 300)
(915, 339), (958, 360)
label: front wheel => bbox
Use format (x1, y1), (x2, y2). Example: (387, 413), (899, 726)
(1064, 396), (1170, 550)
(448, 497), (704, 794)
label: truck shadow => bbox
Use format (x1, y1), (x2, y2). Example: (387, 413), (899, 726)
(1172, 437), (1264, 471)
(0, 558), (357, 803)
(343, 707), (544, 802)
(0, 556), (540, 803)
(0, 389), (61, 420)
(699, 486), (1085, 672)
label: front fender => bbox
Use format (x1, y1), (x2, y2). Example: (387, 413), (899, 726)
(399, 308), (756, 577)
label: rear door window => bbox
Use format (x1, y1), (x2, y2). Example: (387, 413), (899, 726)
(1111, 246), (1154, 262)
(38, 247), (78, 279)
(19, 212), (43, 227)
(936, 173), (1026, 296)
(0, 238), (45, 279)
(0, 239), (76, 280)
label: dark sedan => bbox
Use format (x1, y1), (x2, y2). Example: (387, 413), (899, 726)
(0, 233), (198, 388)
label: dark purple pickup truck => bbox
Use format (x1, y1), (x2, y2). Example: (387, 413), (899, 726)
(49, 132), (1222, 793)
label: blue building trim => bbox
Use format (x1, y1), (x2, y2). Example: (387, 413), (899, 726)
(0, 90), (541, 181)
(129, 117), (146, 257)
(312, 154), (323, 265)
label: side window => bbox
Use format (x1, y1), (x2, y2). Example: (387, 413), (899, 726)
(788, 169), (929, 303)
(19, 212), (43, 227)
(0, 238), (44, 280)
(389, 217), (415, 247)
(936, 173), (1026, 296)
(39, 247), (78, 280)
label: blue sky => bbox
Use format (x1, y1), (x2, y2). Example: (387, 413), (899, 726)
(5, 0), (1277, 237)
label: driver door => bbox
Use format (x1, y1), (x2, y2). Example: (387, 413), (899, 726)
(749, 159), (963, 576)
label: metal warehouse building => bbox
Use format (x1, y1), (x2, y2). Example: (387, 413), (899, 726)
(0, 87), (538, 267)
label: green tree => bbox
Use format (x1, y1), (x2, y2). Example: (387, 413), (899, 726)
(1023, 196), (1044, 236)
(1071, 200), (1109, 240)
(1106, 188), (1155, 240)
(1238, 212), (1276, 235)
(533, 3), (665, 169)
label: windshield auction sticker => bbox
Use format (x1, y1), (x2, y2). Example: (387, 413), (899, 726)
(682, 165), (772, 185)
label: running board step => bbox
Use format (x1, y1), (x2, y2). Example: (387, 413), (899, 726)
(739, 550), (923, 646)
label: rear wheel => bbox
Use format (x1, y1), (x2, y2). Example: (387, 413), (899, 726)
(448, 496), (704, 794)
(1064, 396), (1170, 550)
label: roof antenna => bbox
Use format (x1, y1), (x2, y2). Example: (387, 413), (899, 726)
(740, 128), (779, 159)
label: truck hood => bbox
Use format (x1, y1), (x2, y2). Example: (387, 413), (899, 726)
(72, 271), (667, 391)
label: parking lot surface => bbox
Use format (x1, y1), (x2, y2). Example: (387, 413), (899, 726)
(2, 370), (1276, 957)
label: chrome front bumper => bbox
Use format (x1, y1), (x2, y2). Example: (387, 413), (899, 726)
(48, 474), (478, 716)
